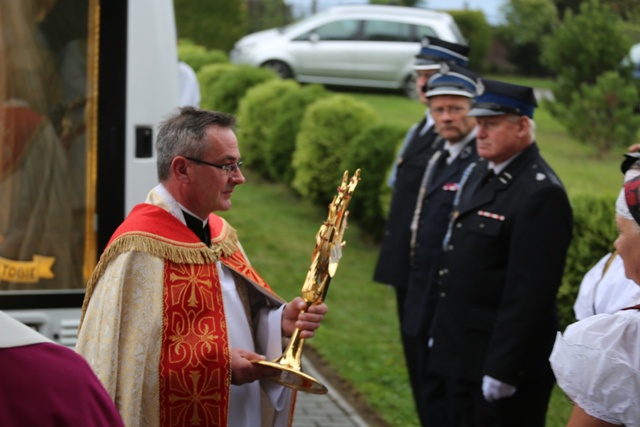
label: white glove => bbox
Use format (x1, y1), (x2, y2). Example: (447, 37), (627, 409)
(482, 375), (516, 402)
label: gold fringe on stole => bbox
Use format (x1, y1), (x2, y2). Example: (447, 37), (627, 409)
(79, 222), (239, 328)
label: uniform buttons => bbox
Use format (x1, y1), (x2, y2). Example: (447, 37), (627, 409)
(447, 245), (454, 251)
(479, 223), (485, 229)
(439, 291), (446, 298)
(456, 223), (462, 229)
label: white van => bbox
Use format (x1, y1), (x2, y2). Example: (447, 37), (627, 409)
(0, 0), (179, 346)
(230, 5), (467, 97)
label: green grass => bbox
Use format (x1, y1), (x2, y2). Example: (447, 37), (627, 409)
(221, 91), (626, 426)
(485, 74), (558, 90)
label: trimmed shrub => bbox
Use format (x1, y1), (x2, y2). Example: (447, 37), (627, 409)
(344, 123), (406, 240)
(236, 79), (300, 177)
(292, 95), (378, 205)
(198, 63), (238, 111)
(205, 65), (277, 115)
(557, 193), (617, 330)
(265, 84), (329, 184)
(178, 43), (229, 73)
(448, 10), (492, 73)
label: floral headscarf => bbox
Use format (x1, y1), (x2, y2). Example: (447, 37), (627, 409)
(617, 164), (640, 226)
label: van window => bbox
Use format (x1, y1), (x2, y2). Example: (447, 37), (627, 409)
(305, 19), (360, 41)
(413, 25), (439, 42)
(361, 20), (412, 42)
(1, 0), (94, 291)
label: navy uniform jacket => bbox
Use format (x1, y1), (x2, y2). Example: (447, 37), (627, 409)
(402, 139), (478, 337)
(374, 119), (440, 288)
(429, 143), (573, 386)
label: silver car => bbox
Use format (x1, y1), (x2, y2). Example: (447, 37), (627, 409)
(230, 4), (467, 97)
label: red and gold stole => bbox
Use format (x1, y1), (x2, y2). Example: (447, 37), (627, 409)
(82, 204), (283, 427)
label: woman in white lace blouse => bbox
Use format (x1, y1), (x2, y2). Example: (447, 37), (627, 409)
(550, 165), (640, 427)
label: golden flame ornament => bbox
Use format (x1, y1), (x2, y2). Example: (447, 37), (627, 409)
(255, 169), (361, 394)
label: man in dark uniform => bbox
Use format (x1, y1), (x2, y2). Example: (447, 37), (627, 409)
(428, 79), (573, 426)
(375, 56), (479, 425)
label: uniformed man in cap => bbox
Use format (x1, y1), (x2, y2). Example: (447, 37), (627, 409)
(404, 63), (482, 426)
(375, 54), (479, 425)
(386, 36), (470, 187)
(428, 79), (573, 426)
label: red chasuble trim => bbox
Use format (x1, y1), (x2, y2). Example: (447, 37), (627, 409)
(160, 261), (230, 427)
(82, 203), (292, 425)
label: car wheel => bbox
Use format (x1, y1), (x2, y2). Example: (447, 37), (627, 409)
(262, 60), (293, 79)
(403, 74), (418, 99)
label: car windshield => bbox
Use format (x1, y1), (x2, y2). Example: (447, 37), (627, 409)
(280, 10), (332, 35)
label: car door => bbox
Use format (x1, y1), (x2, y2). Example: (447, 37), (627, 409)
(353, 21), (438, 87)
(288, 19), (361, 82)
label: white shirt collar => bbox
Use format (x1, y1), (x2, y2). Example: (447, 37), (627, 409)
(150, 184), (208, 226)
(444, 127), (477, 163)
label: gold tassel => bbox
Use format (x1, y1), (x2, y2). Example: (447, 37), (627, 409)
(80, 221), (239, 327)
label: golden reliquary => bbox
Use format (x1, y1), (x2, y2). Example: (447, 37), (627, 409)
(254, 169), (361, 394)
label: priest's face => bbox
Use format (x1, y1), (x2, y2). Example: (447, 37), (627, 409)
(188, 125), (245, 217)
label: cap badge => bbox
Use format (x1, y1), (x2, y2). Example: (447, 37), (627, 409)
(536, 173), (546, 181)
(476, 79), (485, 96)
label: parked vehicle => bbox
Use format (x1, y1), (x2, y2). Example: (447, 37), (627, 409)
(626, 43), (640, 79)
(230, 4), (467, 97)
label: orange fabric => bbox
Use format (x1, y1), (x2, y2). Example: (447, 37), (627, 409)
(107, 204), (201, 248)
(0, 106), (45, 178)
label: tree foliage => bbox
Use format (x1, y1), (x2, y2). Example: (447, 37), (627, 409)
(542, 0), (630, 98)
(174, 0), (246, 52)
(447, 10), (492, 73)
(497, 0), (559, 75)
(541, 0), (637, 157)
(561, 72), (640, 158)
(245, 0), (292, 33)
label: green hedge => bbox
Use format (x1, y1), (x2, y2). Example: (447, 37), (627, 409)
(557, 193), (617, 329)
(198, 63), (238, 111)
(292, 95), (379, 204)
(344, 123), (406, 240)
(178, 42), (229, 73)
(265, 84), (330, 184)
(236, 79), (301, 177)
(203, 65), (277, 115)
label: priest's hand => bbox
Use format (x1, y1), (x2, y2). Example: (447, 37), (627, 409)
(230, 348), (280, 385)
(282, 297), (328, 338)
